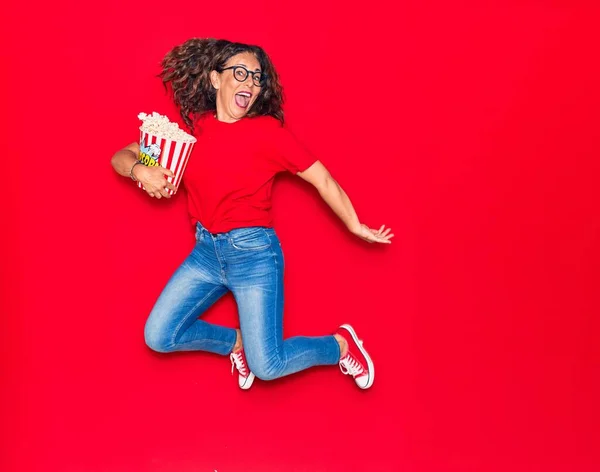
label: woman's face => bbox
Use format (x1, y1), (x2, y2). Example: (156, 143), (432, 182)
(211, 52), (262, 123)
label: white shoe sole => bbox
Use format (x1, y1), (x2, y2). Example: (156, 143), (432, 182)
(239, 372), (255, 390)
(340, 324), (375, 389)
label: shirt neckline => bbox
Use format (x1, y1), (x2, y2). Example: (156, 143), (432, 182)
(210, 113), (244, 125)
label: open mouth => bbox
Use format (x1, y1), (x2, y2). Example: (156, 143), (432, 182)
(235, 91), (252, 109)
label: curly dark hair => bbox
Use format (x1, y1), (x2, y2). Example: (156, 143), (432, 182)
(159, 38), (284, 133)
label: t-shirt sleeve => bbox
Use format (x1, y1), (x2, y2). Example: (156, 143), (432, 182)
(269, 124), (318, 174)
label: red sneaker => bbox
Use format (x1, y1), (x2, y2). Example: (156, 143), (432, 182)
(335, 324), (374, 389)
(230, 349), (255, 390)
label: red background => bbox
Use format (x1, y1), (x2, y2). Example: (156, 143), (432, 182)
(2, 1), (599, 471)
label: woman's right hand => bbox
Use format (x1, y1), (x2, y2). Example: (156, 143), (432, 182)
(133, 164), (176, 199)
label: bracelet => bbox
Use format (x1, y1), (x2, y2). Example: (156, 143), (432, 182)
(130, 160), (144, 181)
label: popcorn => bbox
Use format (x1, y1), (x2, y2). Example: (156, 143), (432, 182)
(138, 112), (196, 143)
(136, 112), (196, 196)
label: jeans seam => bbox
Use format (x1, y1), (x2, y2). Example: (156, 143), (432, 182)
(210, 235), (227, 285)
(266, 231), (282, 355)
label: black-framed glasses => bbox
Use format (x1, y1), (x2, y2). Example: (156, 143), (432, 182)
(217, 65), (265, 87)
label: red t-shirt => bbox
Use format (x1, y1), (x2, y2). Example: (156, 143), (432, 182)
(183, 112), (317, 233)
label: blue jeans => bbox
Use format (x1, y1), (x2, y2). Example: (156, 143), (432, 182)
(144, 221), (341, 381)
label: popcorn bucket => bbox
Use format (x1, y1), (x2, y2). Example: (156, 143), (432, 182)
(137, 130), (195, 196)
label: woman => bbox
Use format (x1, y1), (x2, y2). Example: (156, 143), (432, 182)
(111, 38), (393, 390)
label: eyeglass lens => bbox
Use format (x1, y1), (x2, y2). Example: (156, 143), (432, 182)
(233, 67), (262, 86)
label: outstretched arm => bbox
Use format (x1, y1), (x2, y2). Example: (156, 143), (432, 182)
(296, 161), (394, 244)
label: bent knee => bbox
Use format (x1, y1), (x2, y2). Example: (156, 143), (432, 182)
(252, 369), (279, 382)
(248, 359), (282, 382)
(144, 325), (174, 353)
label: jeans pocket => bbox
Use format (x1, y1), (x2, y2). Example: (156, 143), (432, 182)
(229, 228), (271, 251)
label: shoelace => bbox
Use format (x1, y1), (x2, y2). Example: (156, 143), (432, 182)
(339, 354), (365, 377)
(230, 351), (248, 377)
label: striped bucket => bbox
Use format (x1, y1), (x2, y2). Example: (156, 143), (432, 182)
(137, 129), (196, 196)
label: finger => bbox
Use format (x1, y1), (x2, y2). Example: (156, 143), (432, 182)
(166, 181), (176, 191)
(378, 225), (385, 233)
(381, 228), (392, 237)
(154, 191), (162, 199)
(161, 188), (171, 199)
(375, 234), (391, 243)
(372, 234), (391, 243)
(161, 168), (175, 178)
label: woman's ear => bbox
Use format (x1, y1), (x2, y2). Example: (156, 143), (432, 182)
(210, 70), (220, 90)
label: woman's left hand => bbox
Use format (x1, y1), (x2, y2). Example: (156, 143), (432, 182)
(352, 224), (394, 244)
